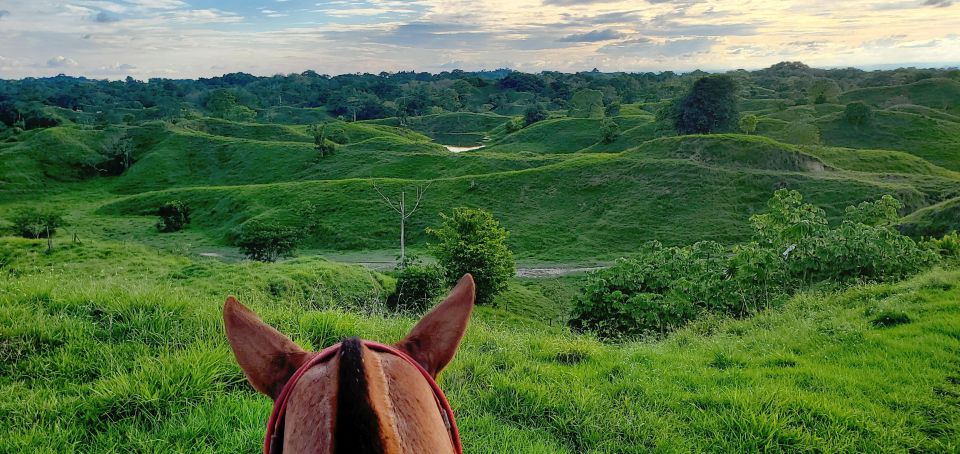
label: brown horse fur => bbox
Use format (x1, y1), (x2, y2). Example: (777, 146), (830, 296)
(224, 274), (475, 453)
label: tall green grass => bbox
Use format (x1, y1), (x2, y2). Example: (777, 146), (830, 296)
(2, 238), (959, 452)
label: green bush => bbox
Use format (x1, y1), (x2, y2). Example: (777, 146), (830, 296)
(235, 220), (301, 262)
(843, 101), (873, 126)
(388, 258), (446, 313)
(571, 190), (939, 340)
(155, 200), (191, 233)
(600, 119), (620, 144)
(428, 207), (515, 306)
(10, 208), (64, 239)
(523, 104), (549, 126)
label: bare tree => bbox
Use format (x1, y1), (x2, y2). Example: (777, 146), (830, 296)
(373, 182), (431, 263)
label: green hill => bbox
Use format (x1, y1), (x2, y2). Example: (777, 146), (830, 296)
(99, 135), (948, 260)
(839, 78), (960, 115)
(815, 110), (960, 171)
(368, 112), (512, 146)
(899, 196), (960, 237)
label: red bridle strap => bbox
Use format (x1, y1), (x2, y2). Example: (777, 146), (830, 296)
(263, 340), (463, 454)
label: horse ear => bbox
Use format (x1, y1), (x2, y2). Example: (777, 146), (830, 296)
(223, 296), (313, 400)
(396, 274), (475, 378)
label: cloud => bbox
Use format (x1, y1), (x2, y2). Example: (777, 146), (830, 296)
(47, 56), (79, 67)
(559, 28), (625, 42)
(0, 10), (9, 19)
(599, 37), (716, 56)
(94, 11), (120, 23)
(925, 0), (953, 7)
(542, 0), (622, 5)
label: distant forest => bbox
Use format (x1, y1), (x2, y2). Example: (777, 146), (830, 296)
(2, 62), (958, 129)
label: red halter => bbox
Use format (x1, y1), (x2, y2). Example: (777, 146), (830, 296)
(264, 340), (463, 454)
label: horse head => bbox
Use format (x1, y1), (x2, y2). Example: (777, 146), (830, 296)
(224, 274), (475, 453)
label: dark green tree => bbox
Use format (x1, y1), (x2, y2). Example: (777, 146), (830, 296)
(523, 104), (549, 126)
(236, 220), (301, 262)
(428, 207), (515, 306)
(673, 75), (739, 134)
(843, 101), (873, 126)
(156, 200), (191, 232)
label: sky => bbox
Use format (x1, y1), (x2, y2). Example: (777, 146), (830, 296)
(0, 0), (958, 80)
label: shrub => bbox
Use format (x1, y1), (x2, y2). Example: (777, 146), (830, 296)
(388, 258), (446, 313)
(739, 114), (758, 134)
(505, 117), (523, 133)
(571, 190), (940, 340)
(428, 207), (515, 306)
(235, 220), (301, 262)
(523, 104), (549, 126)
(600, 119), (620, 144)
(10, 208), (64, 239)
(673, 75), (739, 134)
(843, 101), (873, 126)
(155, 200), (191, 233)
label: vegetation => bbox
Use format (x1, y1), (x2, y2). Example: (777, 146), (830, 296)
(1, 61), (960, 452)
(155, 200), (191, 233)
(235, 220), (301, 262)
(843, 101), (873, 126)
(429, 207), (515, 305)
(570, 191), (939, 340)
(673, 75), (739, 134)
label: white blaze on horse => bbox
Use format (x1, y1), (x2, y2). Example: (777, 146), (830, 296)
(224, 274), (475, 454)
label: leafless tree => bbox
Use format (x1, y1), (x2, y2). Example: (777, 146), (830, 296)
(373, 182), (431, 263)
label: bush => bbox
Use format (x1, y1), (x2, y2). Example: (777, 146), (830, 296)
(600, 119), (620, 144)
(235, 220), (301, 262)
(570, 190), (939, 340)
(523, 104), (549, 126)
(739, 114), (758, 134)
(10, 208), (64, 239)
(428, 207), (515, 306)
(505, 117), (523, 133)
(388, 258), (446, 313)
(673, 75), (739, 134)
(843, 101), (873, 126)
(155, 200), (191, 233)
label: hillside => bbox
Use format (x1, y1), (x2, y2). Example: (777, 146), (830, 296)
(2, 238), (959, 452)
(839, 78), (960, 115)
(96, 134), (954, 260)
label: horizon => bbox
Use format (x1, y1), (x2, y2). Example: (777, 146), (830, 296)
(1, 0), (959, 80)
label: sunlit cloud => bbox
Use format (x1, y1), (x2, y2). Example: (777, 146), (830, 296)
(0, 0), (956, 79)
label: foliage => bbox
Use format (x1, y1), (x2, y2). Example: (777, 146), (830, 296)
(738, 114), (758, 134)
(523, 104), (549, 126)
(98, 132), (134, 176)
(674, 75), (739, 134)
(205, 89), (256, 122)
(311, 123), (337, 157)
(155, 200), (191, 233)
(843, 101), (873, 126)
(428, 207), (515, 305)
(809, 78), (841, 104)
(571, 190), (939, 340)
(568, 89), (604, 118)
(600, 118), (620, 144)
(10, 208), (64, 239)
(235, 220), (301, 262)
(505, 117), (523, 133)
(387, 257), (446, 313)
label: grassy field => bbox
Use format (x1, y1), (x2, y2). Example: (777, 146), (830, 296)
(2, 238), (959, 452)
(2, 79), (960, 452)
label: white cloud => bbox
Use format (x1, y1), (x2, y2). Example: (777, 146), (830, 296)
(47, 56), (79, 67)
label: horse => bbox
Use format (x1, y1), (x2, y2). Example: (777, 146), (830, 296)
(224, 274), (475, 454)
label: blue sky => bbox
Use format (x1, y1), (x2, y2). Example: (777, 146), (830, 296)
(0, 0), (958, 79)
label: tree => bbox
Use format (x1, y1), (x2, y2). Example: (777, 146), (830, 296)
(600, 118), (620, 144)
(809, 78), (841, 104)
(673, 75), (739, 134)
(311, 123), (337, 158)
(843, 101), (872, 126)
(523, 104), (548, 126)
(99, 131), (134, 175)
(236, 220), (300, 262)
(11, 208), (64, 253)
(374, 182), (430, 263)
(568, 89), (604, 118)
(156, 200), (191, 232)
(206, 89), (256, 122)
(739, 114), (758, 134)
(428, 207), (514, 305)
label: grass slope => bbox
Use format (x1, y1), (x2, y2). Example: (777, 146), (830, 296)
(839, 78), (960, 115)
(2, 238), (959, 452)
(99, 135), (942, 260)
(816, 110), (960, 171)
(900, 196), (960, 237)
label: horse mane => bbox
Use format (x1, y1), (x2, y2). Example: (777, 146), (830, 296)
(335, 337), (386, 454)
